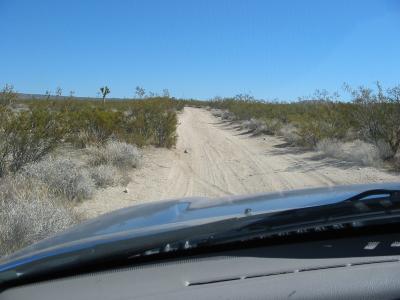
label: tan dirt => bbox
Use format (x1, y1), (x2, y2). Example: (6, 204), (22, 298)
(75, 107), (399, 219)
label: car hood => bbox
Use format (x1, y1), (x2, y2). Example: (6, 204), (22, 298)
(1, 182), (400, 268)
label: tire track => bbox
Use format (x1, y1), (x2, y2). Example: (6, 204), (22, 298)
(76, 107), (399, 219)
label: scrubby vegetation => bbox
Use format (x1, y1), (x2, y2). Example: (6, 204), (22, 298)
(22, 157), (96, 202)
(207, 83), (400, 170)
(1, 82), (399, 256)
(0, 95), (181, 177)
(0, 174), (78, 256)
(86, 140), (141, 169)
(0, 89), (183, 256)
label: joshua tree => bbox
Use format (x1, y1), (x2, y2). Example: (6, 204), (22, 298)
(45, 90), (51, 100)
(100, 86), (110, 104)
(162, 89), (170, 98)
(135, 86), (146, 99)
(55, 86), (62, 97)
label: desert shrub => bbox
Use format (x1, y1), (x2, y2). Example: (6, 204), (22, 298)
(89, 165), (121, 188)
(152, 111), (178, 148)
(241, 118), (262, 131)
(0, 109), (65, 177)
(316, 139), (343, 158)
(0, 175), (78, 256)
(221, 110), (235, 121)
(317, 138), (381, 167)
(262, 118), (283, 135)
(346, 83), (400, 159)
(344, 140), (382, 167)
(22, 157), (95, 201)
(296, 120), (323, 147)
(394, 155), (400, 171)
(278, 124), (301, 145)
(211, 109), (223, 117)
(64, 108), (124, 147)
(0, 84), (18, 106)
(375, 140), (395, 161)
(294, 102), (352, 147)
(87, 141), (141, 169)
(18, 97), (180, 149)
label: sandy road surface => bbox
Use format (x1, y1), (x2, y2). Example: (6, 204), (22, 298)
(76, 107), (399, 218)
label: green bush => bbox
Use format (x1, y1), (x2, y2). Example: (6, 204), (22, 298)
(0, 97), (181, 177)
(347, 83), (400, 158)
(206, 84), (400, 157)
(0, 109), (65, 176)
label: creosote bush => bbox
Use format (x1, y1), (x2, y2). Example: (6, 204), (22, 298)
(0, 108), (65, 177)
(0, 97), (180, 177)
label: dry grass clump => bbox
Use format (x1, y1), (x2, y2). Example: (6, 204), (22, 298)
(22, 157), (95, 201)
(89, 164), (123, 188)
(345, 140), (383, 167)
(277, 124), (301, 145)
(0, 175), (78, 257)
(315, 139), (343, 158)
(211, 109), (223, 117)
(87, 141), (141, 169)
(316, 139), (382, 167)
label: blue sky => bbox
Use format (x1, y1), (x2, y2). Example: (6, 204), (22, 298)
(0, 0), (399, 100)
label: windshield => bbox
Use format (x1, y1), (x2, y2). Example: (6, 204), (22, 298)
(0, 0), (399, 260)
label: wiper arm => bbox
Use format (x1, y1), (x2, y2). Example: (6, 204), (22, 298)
(344, 189), (400, 203)
(197, 188), (400, 246)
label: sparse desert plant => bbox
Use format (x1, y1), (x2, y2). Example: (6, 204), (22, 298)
(0, 109), (66, 176)
(316, 138), (382, 167)
(55, 86), (62, 97)
(221, 110), (235, 121)
(87, 141), (141, 169)
(0, 174), (78, 256)
(135, 86), (146, 98)
(316, 138), (343, 158)
(376, 140), (395, 161)
(346, 83), (400, 159)
(162, 89), (170, 98)
(0, 84), (18, 106)
(277, 124), (301, 145)
(262, 118), (283, 135)
(22, 157), (95, 201)
(211, 109), (223, 117)
(153, 111), (178, 148)
(344, 140), (382, 167)
(241, 119), (261, 131)
(394, 154), (400, 171)
(89, 164), (121, 188)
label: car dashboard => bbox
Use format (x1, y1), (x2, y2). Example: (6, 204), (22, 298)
(2, 231), (400, 299)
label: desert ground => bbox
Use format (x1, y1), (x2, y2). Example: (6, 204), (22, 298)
(76, 107), (399, 218)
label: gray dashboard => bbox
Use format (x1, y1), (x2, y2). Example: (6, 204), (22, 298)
(2, 233), (400, 299)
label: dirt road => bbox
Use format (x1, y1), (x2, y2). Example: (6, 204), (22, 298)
(76, 107), (399, 218)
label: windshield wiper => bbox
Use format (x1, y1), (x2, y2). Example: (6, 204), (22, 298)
(194, 189), (400, 246)
(1, 189), (400, 288)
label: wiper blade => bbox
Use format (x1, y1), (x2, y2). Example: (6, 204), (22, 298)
(200, 188), (400, 246)
(344, 189), (400, 203)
